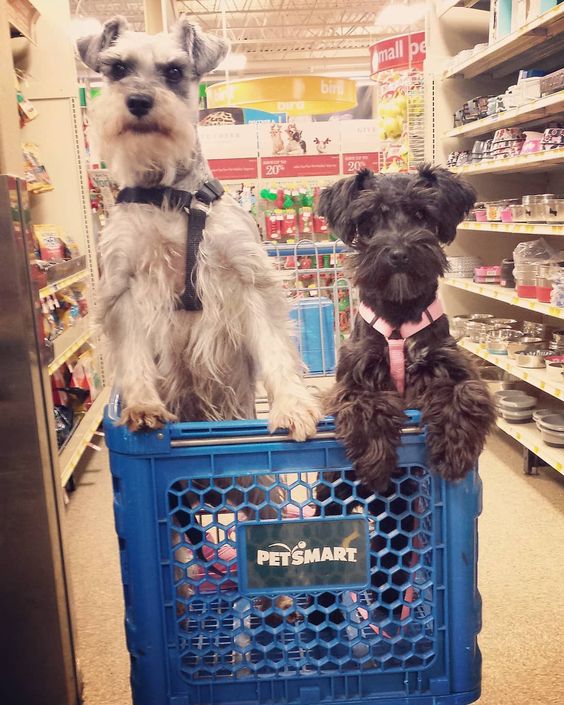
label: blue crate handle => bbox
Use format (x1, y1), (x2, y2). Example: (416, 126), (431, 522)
(106, 389), (423, 445)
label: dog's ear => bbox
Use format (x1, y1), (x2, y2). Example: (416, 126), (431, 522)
(416, 164), (476, 244)
(317, 169), (373, 246)
(175, 18), (229, 77)
(76, 16), (129, 72)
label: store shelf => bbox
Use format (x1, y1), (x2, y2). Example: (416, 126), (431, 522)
(495, 416), (564, 474)
(48, 316), (91, 375)
(458, 221), (564, 235)
(439, 0), (484, 16)
(39, 269), (88, 298)
(460, 339), (564, 400)
(444, 4), (564, 79)
(444, 91), (564, 139)
(450, 147), (564, 176)
(442, 277), (564, 319)
(59, 387), (110, 487)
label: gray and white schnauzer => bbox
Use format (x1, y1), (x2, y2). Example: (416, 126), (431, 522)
(315, 166), (495, 500)
(77, 16), (320, 438)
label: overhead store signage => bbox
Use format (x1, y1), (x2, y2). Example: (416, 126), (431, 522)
(370, 31), (426, 75)
(206, 76), (358, 116)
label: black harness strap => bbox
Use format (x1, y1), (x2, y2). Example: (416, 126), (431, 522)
(115, 179), (224, 311)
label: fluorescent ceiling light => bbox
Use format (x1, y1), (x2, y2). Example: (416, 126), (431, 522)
(215, 53), (247, 72)
(375, 2), (426, 26)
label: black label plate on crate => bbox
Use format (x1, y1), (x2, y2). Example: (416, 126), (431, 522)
(239, 516), (370, 593)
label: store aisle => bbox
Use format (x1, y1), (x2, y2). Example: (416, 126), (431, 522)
(65, 431), (564, 705)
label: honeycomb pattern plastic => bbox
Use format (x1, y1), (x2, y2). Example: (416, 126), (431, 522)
(105, 406), (482, 705)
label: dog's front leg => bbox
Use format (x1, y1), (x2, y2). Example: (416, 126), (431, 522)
(102, 288), (176, 431)
(328, 379), (406, 492)
(419, 377), (495, 481)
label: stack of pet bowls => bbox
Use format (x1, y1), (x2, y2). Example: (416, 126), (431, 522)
(500, 258), (515, 288)
(474, 265), (501, 284)
(485, 327), (522, 355)
(490, 127), (525, 159)
(520, 131), (544, 155)
(445, 255), (481, 279)
(513, 261), (539, 298)
(534, 410), (564, 447)
(470, 139), (492, 163)
(495, 390), (536, 423)
(542, 127), (564, 151)
(523, 194), (558, 222)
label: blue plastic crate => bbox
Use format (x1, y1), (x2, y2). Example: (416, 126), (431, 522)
(290, 297), (336, 374)
(105, 397), (482, 705)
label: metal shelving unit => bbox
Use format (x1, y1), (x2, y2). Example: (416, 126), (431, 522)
(443, 3), (564, 79)
(48, 316), (91, 375)
(495, 417), (564, 475)
(460, 339), (564, 400)
(442, 278), (564, 319)
(444, 90), (564, 139)
(429, 0), (564, 474)
(450, 147), (564, 176)
(59, 387), (110, 487)
(458, 221), (564, 236)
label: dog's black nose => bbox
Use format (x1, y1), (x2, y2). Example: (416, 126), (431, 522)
(127, 94), (154, 118)
(389, 249), (409, 268)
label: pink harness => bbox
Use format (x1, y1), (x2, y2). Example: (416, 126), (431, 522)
(358, 299), (444, 395)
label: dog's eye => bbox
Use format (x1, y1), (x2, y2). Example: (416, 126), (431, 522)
(165, 66), (183, 83)
(111, 62), (129, 80)
(414, 210), (425, 221)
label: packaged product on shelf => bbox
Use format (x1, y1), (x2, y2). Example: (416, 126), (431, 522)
(281, 211), (297, 239)
(16, 89), (38, 124)
(33, 224), (65, 261)
(298, 207), (313, 235)
(22, 142), (54, 193)
(69, 349), (96, 409)
(70, 283), (89, 317)
(264, 210), (282, 240)
(313, 213), (329, 237)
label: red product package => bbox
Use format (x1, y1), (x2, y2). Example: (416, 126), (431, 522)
(313, 214), (328, 235)
(265, 211), (282, 240)
(281, 212), (297, 237)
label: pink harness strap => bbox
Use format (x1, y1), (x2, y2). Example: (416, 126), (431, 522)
(358, 298), (444, 395)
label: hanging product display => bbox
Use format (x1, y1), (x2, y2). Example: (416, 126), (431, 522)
(370, 31), (426, 172)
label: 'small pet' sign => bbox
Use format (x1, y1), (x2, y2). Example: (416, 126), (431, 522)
(370, 31), (426, 74)
(239, 516), (370, 593)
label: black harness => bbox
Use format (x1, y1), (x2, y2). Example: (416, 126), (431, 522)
(116, 179), (225, 311)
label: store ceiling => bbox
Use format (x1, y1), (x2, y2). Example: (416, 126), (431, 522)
(71, 1), (421, 78)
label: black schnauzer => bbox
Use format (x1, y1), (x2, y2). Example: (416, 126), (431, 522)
(309, 165), (495, 631)
(317, 165), (495, 494)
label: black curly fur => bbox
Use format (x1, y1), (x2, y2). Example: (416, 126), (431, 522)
(317, 164), (495, 492)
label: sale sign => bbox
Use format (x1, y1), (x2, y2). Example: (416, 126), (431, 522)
(370, 31), (426, 75)
(208, 157), (258, 180)
(342, 152), (380, 174)
(260, 155), (340, 178)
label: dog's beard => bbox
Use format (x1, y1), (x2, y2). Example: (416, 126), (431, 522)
(90, 86), (196, 187)
(385, 272), (418, 302)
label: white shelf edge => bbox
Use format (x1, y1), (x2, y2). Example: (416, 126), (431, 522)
(39, 269), (89, 298)
(443, 4), (564, 79)
(458, 222), (564, 236)
(48, 316), (91, 374)
(460, 339), (564, 400)
(442, 277), (564, 319)
(495, 417), (564, 474)
(450, 147), (564, 176)
(444, 91), (564, 140)
(59, 387), (110, 487)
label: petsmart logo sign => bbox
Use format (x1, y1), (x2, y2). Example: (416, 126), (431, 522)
(241, 517), (369, 593)
(370, 31), (426, 75)
(257, 540), (358, 567)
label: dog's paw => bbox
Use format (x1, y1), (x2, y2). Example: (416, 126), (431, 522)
(119, 403), (177, 432)
(268, 395), (322, 442)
